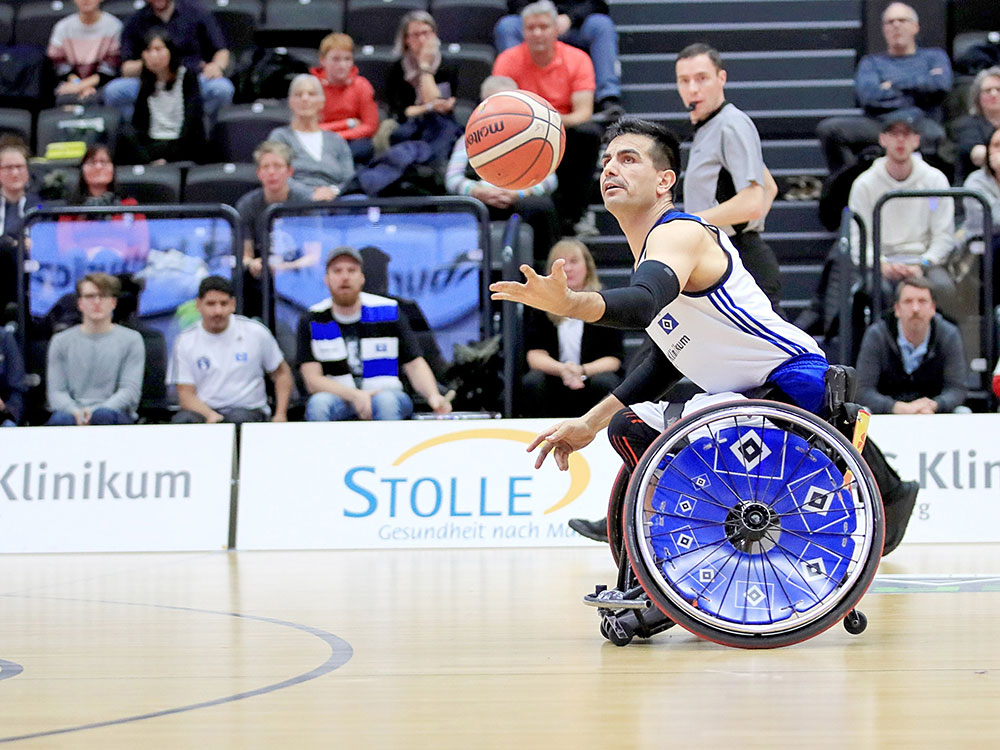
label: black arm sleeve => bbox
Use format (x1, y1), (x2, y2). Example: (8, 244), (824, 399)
(596, 260), (679, 330)
(612, 341), (682, 406)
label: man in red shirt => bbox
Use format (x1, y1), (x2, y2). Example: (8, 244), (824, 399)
(493, 0), (604, 237)
(312, 33), (380, 164)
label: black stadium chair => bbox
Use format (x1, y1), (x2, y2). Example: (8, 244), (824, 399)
(442, 44), (494, 101)
(432, 0), (506, 46)
(210, 0), (262, 55)
(36, 105), (120, 155)
(344, 0), (427, 47)
(0, 107), (33, 145)
(115, 164), (184, 204)
(210, 103), (292, 163)
(13, 0), (71, 49)
(183, 162), (260, 206)
(101, 0), (145, 22)
(0, 3), (14, 46)
(256, 0), (345, 49)
(353, 46), (396, 102)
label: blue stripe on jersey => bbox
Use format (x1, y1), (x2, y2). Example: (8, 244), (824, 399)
(707, 291), (800, 357)
(362, 357), (399, 378)
(717, 287), (808, 356)
(310, 320), (342, 340)
(361, 304), (398, 324)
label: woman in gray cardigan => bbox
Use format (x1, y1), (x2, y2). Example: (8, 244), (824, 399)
(268, 74), (355, 200)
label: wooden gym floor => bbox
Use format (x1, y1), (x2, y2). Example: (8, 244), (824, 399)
(1, 543), (998, 748)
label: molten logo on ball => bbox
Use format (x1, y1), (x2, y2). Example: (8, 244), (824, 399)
(464, 90), (566, 191)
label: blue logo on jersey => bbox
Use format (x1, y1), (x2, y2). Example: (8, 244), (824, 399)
(376, 343), (387, 352)
(235, 352), (248, 362)
(196, 356), (211, 371)
(658, 313), (679, 335)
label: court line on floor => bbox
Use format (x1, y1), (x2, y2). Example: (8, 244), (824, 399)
(0, 660), (23, 682)
(0, 596), (353, 744)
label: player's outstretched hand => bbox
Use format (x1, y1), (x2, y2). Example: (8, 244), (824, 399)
(489, 259), (571, 315)
(526, 417), (597, 471)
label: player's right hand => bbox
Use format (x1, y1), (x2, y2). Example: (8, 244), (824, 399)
(489, 259), (571, 315)
(527, 417), (597, 471)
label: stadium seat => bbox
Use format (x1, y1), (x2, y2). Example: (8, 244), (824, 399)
(183, 162), (259, 206)
(209, 102), (292, 163)
(0, 107), (33, 145)
(256, 0), (345, 50)
(431, 0), (506, 46)
(353, 46), (396, 103)
(0, 3), (14, 46)
(210, 0), (262, 55)
(115, 164), (184, 204)
(35, 105), (120, 156)
(101, 0), (145, 22)
(13, 0), (71, 49)
(344, 0), (427, 47)
(442, 44), (494, 101)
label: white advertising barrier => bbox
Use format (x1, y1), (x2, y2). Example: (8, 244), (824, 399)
(0, 424), (235, 553)
(237, 420), (620, 549)
(867, 414), (1000, 543)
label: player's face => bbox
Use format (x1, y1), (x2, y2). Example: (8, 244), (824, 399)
(555, 247), (587, 291)
(881, 3), (918, 52)
(523, 14), (558, 55)
(326, 257), (364, 306)
(894, 284), (935, 332)
(257, 153), (293, 194)
(76, 281), (117, 325)
(600, 134), (674, 211)
(979, 75), (1000, 116)
(878, 124), (920, 162)
(196, 290), (236, 334)
(321, 49), (354, 85)
(675, 53), (726, 123)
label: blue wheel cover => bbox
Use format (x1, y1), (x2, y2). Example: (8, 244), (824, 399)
(643, 423), (857, 626)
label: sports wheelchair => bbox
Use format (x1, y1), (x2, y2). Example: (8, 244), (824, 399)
(585, 366), (884, 648)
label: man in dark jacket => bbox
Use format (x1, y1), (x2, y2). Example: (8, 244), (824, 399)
(856, 276), (968, 413)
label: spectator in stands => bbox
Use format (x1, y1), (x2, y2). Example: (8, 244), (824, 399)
(268, 75), (355, 201)
(674, 43), (783, 315)
(494, 0), (623, 121)
(0, 326), (26, 426)
(0, 140), (37, 322)
(493, 0), (603, 237)
(816, 2), (951, 175)
(168, 276), (292, 424)
(104, 0), (234, 125)
(297, 246), (451, 421)
(70, 144), (136, 205)
(856, 276), (968, 414)
(236, 140), (315, 318)
(46, 272), (145, 425)
(950, 67), (1000, 186)
(848, 111), (957, 318)
(446, 75), (559, 263)
(960, 126), (1000, 307)
(384, 11), (463, 164)
(115, 29), (206, 165)
(48, 0), (123, 105)
(520, 239), (622, 416)
(312, 33), (379, 165)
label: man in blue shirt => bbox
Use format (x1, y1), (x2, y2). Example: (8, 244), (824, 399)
(816, 2), (951, 174)
(103, 0), (234, 125)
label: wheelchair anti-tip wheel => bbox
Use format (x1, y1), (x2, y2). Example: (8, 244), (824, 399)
(622, 399), (883, 649)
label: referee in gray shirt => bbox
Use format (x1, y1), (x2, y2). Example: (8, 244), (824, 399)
(674, 43), (784, 315)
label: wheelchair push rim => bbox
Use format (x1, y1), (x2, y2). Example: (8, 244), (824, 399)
(623, 399), (883, 648)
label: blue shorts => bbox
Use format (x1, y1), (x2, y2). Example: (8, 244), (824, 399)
(766, 353), (828, 414)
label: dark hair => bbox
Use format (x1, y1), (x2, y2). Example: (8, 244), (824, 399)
(896, 275), (935, 302)
(76, 272), (121, 297)
(603, 117), (681, 172)
(140, 27), (181, 88)
(197, 275), (234, 299)
(677, 43), (723, 71)
(75, 143), (116, 202)
(986, 127), (1000, 181)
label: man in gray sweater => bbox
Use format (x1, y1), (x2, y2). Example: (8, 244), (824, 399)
(46, 273), (146, 426)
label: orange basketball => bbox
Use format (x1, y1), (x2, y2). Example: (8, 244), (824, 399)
(464, 90), (566, 191)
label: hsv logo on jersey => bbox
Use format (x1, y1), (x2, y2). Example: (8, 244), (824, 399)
(196, 356), (211, 371)
(658, 313), (679, 335)
(235, 352), (248, 362)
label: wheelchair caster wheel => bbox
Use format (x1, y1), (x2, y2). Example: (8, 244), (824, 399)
(843, 609), (867, 635)
(602, 615), (634, 646)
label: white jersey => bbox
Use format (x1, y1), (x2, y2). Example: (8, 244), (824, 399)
(639, 210), (823, 396)
(168, 315), (285, 413)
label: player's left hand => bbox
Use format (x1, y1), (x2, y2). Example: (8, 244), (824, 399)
(527, 417), (596, 471)
(489, 259), (572, 315)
